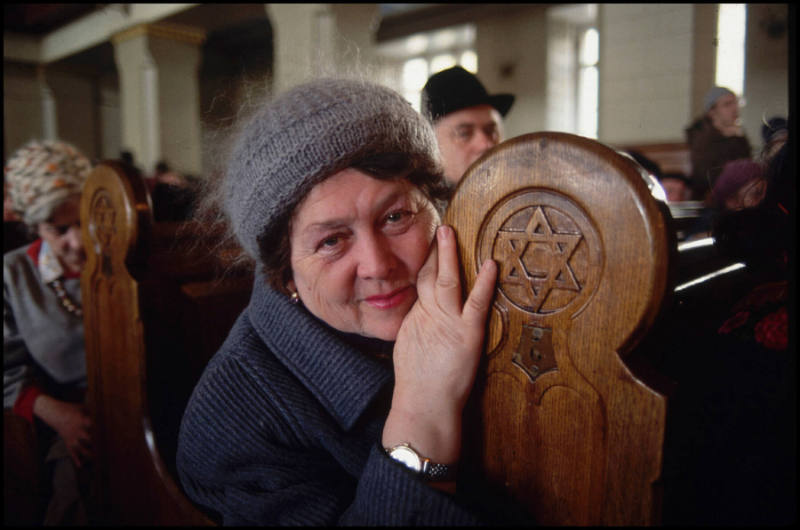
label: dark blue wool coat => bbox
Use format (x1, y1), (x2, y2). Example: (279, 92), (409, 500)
(176, 275), (481, 525)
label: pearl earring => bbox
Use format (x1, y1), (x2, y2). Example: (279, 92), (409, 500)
(290, 291), (300, 304)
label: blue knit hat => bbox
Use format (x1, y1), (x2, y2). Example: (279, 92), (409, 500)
(223, 78), (442, 261)
(704, 86), (736, 113)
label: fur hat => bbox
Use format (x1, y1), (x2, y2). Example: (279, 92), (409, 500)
(4, 140), (92, 226)
(421, 66), (515, 122)
(223, 78), (442, 261)
(704, 86), (736, 113)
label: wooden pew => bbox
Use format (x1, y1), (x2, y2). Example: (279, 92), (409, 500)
(617, 141), (706, 241)
(619, 141), (692, 177)
(447, 132), (676, 525)
(80, 161), (252, 525)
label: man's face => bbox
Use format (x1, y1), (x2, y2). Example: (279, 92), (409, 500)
(434, 104), (504, 186)
(660, 177), (690, 202)
(708, 93), (740, 129)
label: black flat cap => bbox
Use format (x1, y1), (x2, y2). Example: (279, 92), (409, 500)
(421, 66), (515, 121)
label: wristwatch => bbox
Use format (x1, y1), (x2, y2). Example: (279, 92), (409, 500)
(384, 442), (457, 482)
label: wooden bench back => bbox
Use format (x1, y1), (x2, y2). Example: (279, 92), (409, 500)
(80, 162), (252, 525)
(446, 133), (672, 525)
(620, 141), (691, 177)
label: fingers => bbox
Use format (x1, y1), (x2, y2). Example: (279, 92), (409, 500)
(415, 225), (496, 318)
(414, 229), (439, 303)
(462, 259), (498, 326)
(435, 226), (464, 313)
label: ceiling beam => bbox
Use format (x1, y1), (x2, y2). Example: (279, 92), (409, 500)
(4, 4), (199, 64)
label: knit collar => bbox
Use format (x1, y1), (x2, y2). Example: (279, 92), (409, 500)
(26, 238), (80, 282)
(247, 274), (394, 431)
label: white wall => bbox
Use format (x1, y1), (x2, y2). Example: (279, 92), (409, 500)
(741, 3), (789, 156)
(598, 4), (695, 144)
(474, 5), (550, 140)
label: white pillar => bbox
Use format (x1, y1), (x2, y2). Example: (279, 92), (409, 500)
(266, 3), (382, 94)
(111, 23), (205, 176)
(37, 66), (58, 141)
(266, 3), (336, 94)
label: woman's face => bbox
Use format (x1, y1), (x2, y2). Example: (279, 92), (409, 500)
(37, 195), (85, 274)
(288, 168), (439, 341)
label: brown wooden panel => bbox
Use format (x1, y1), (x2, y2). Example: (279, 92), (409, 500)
(620, 142), (691, 177)
(446, 132), (671, 525)
(79, 161), (251, 525)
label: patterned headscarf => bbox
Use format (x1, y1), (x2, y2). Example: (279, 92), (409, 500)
(4, 140), (92, 227)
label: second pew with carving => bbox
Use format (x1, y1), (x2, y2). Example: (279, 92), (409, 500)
(80, 161), (252, 525)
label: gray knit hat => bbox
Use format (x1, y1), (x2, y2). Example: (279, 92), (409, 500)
(224, 78), (442, 260)
(704, 86), (736, 113)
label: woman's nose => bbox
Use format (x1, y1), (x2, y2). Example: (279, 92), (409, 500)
(356, 233), (395, 279)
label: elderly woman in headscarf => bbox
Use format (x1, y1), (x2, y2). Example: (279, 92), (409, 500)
(176, 78), (500, 525)
(3, 140), (94, 524)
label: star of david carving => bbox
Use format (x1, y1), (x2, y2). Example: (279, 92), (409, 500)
(495, 206), (582, 312)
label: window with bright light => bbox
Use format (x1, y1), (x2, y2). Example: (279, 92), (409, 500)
(381, 25), (476, 112)
(715, 3), (746, 97)
(577, 27), (599, 139)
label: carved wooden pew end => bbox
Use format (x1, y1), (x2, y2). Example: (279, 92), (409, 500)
(81, 162), (251, 525)
(446, 133), (671, 525)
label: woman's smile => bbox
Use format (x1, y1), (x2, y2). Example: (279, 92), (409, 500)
(363, 285), (416, 310)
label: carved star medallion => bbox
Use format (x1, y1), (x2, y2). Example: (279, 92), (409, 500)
(495, 206), (583, 312)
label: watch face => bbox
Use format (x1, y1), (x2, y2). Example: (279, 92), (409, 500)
(390, 445), (422, 472)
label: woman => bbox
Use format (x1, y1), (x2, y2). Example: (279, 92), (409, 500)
(177, 78), (500, 525)
(3, 139), (94, 524)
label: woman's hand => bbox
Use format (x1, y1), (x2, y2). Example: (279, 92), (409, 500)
(383, 224), (497, 468)
(33, 394), (92, 468)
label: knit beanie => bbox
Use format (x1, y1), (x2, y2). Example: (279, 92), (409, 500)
(4, 140), (92, 226)
(713, 158), (763, 205)
(704, 86), (736, 113)
(224, 78), (442, 261)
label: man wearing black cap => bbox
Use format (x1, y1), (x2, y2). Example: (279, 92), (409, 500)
(421, 66), (515, 186)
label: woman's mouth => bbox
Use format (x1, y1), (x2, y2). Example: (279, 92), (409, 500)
(364, 286), (414, 310)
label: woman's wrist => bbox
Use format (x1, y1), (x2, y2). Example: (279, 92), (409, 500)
(32, 393), (59, 429)
(382, 403), (462, 465)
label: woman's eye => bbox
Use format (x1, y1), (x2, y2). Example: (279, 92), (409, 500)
(385, 211), (406, 223)
(383, 210), (416, 234)
(321, 236), (340, 248)
(316, 234), (345, 254)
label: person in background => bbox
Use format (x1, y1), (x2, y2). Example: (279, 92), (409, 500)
(4, 140), (94, 525)
(712, 158), (766, 212)
(119, 150), (142, 178)
(177, 78), (509, 525)
(685, 86), (752, 201)
(149, 161), (195, 222)
(659, 172), (693, 203)
(760, 116), (788, 161)
(657, 135), (793, 526)
(421, 66), (515, 188)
